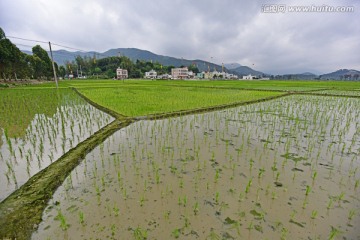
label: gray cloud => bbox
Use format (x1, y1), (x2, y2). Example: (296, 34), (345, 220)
(1, 0), (359, 74)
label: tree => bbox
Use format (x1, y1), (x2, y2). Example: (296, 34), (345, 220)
(354, 74), (359, 81)
(0, 36), (30, 80)
(94, 67), (101, 74)
(30, 55), (47, 79)
(0, 38), (12, 79)
(32, 45), (53, 79)
(0, 27), (5, 40)
(188, 64), (199, 74)
(59, 66), (66, 78)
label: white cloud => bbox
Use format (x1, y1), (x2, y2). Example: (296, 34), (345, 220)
(0, 0), (359, 74)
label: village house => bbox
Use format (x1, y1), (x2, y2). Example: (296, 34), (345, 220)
(157, 74), (171, 79)
(242, 74), (256, 80)
(116, 68), (128, 79)
(144, 69), (157, 79)
(171, 67), (189, 79)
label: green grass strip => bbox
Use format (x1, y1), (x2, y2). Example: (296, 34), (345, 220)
(78, 86), (284, 117)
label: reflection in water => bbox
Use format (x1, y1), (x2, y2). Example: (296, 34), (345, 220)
(33, 95), (360, 239)
(0, 89), (114, 201)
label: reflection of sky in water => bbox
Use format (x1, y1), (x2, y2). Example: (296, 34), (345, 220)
(0, 102), (114, 201)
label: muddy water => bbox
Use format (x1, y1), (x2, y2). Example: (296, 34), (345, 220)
(0, 89), (114, 201)
(33, 95), (360, 239)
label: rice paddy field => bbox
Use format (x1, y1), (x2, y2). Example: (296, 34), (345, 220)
(0, 79), (359, 240)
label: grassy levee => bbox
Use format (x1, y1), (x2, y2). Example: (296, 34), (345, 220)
(0, 119), (133, 240)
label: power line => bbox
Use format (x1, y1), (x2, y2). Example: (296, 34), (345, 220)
(51, 43), (88, 52)
(7, 36), (48, 44)
(7, 35), (90, 52)
(9, 34), (119, 60)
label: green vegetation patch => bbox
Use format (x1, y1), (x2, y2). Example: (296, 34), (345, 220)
(77, 86), (284, 117)
(0, 88), (80, 138)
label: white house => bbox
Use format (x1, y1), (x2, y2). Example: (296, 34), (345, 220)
(116, 68), (128, 79)
(188, 71), (195, 79)
(225, 73), (238, 79)
(157, 74), (171, 79)
(242, 74), (256, 80)
(145, 69), (157, 79)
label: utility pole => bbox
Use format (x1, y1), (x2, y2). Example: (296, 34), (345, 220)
(48, 41), (58, 88)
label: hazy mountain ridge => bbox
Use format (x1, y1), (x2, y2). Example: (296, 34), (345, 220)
(20, 48), (359, 79)
(320, 69), (360, 80)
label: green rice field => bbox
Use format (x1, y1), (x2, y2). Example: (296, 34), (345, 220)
(0, 79), (359, 240)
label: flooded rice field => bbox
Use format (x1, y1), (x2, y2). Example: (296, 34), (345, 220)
(0, 89), (114, 201)
(31, 95), (360, 239)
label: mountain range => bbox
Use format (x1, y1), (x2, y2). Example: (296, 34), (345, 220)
(22, 48), (360, 80)
(23, 48), (264, 76)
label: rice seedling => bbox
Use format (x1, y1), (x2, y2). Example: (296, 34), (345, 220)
(215, 192), (220, 205)
(132, 226), (148, 240)
(113, 205), (120, 216)
(78, 211), (85, 225)
(337, 192), (345, 205)
(327, 199), (334, 210)
(311, 210), (318, 220)
(328, 226), (342, 240)
(193, 201), (199, 215)
(312, 171), (317, 184)
(55, 209), (69, 231)
(305, 185), (311, 196)
(171, 228), (180, 238)
(245, 178), (253, 195)
(346, 209), (356, 224)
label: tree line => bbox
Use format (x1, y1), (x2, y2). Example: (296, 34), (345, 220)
(0, 27), (199, 81)
(0, 28), (57, 80)
(63, 56), (178, 79)
(63, 56), (199, 79)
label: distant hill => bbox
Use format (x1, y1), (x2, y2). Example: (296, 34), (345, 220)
(105, 48), (228, 72)
(279, 72), (318, 80)
(224, 63), (242, 69)
(21, 47), (266, 75)
(21, 48), (224, 72)
(231, 65), (265, 76)
(20, 48), (359, 80)
(320, 69), (360, 80)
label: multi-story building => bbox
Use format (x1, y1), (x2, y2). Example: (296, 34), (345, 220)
(116, 68), (128, 79)
(171, 67), (188, 79)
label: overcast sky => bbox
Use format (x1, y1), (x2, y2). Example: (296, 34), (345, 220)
(1, 0), (359, 74)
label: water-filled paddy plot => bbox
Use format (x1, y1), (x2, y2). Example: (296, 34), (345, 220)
(31, 95), (359, 239)
(0, 89), (114, 201)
